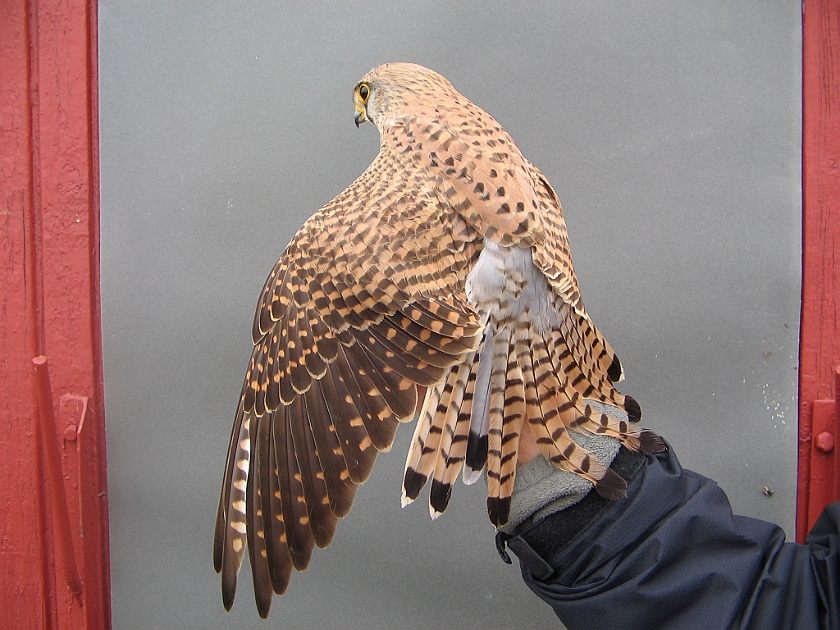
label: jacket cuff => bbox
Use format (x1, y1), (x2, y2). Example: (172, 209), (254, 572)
(495, 446), (645, 575)
(496, 430), (622, 535)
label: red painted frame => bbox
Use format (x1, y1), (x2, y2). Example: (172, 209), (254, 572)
(0, 1), (110, 628)
(798, 0), (840, 542)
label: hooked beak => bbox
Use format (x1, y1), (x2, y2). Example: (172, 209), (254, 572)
(354, 104), (367, 128)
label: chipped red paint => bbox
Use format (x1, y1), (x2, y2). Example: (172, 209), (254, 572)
(799, 0), (840, 542)
(0, 1), (111, 627)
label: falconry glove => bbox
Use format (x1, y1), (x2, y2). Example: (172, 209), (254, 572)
(498, 401), (624, 536)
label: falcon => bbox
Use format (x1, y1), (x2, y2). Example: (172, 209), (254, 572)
(214, 62), (664, 617)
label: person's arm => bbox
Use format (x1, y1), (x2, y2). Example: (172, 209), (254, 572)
(498, 423), (840, 630)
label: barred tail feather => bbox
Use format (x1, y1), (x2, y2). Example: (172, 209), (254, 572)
(464, 328), (493, 485)
(429, 354), (478, 512)
(487, 324), (527, 527)
(572, 405), (655, 451)
(541, 330), (661, 454)
(545, 328), (627, 414)
(483, 325), (508, 524)
(428, 361), (473, 517)
(402, 380), (447, 506)
(519, 332), (627, 500)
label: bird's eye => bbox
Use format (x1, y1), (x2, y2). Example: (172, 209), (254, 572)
(358, 83), (370, 102)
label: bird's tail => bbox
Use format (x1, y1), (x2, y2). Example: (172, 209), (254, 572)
(401, 311), (664, 527)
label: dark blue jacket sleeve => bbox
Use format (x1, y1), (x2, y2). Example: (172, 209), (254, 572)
(496, 445), (840, 630)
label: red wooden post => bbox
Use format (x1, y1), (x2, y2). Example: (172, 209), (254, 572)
(0, 1), (111, 627)
(799, 0), (840, 542)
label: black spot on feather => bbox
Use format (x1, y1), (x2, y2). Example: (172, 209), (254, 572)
(624, 395), (642, 423)
(403, 468), (427, 501)
(465, 432), (488, 472)
(430, 479), (453, 514)
(607, 354), (623, 382)
(639, 430), (666, 453)
(487, 496), (511, 527)
(594, 468), (627, 500)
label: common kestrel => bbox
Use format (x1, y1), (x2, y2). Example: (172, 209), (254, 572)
(214, 62), (664, 617)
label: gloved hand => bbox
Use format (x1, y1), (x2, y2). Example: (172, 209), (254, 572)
(498, 401), (624, 535)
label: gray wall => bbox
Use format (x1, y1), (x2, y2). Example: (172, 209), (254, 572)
(99, 2), (802, 628)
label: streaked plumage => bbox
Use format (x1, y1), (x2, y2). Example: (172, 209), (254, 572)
(214, 62), (664, 617)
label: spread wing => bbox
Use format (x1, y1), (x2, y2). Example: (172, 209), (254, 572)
(213, 152), (485, 618)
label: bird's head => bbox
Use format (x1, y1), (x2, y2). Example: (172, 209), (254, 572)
(353, 62), (458, 131)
